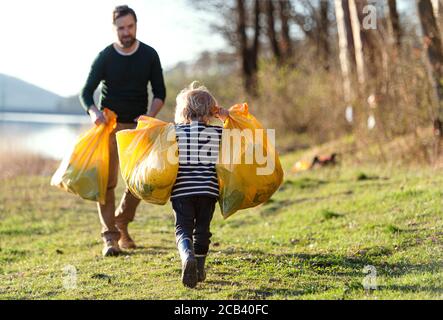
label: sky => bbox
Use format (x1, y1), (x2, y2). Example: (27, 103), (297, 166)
(0, 0), (226, 97)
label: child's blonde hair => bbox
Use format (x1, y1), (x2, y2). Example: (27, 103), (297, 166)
(174, 81), (218, 124)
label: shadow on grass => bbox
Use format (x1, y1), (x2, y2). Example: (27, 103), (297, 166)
(279, 178), (329, 191)
(379, 284), (443, 295)
(0, 226), (49, 236)
(0, 248), (30, 264)
(260, 190), (353, 217)
(210, 249), (442, 299)
(122, 245), (175, 256)
(205, 279), (241, 287)
(230, 288), (305, 299)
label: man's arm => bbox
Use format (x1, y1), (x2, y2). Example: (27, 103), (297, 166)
(147, 98), (164, 117)
(148, 50), (166, 117)
(79, 52), (105, 125)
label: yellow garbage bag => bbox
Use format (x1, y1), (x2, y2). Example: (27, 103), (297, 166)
(51, 108), (117, 204)
(116, 116), (179, 205)
(217, 103), (284, 218)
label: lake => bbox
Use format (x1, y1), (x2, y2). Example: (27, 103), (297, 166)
(0, 112), (91, 159)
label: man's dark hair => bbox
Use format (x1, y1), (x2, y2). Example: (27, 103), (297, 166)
(113, 5), (137, 24)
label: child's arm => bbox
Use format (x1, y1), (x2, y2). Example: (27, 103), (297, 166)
(213, 106), (229, 122)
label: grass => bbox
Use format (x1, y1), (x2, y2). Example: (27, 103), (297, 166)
(0, 153), (443, 299)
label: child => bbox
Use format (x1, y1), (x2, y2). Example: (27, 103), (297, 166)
(171, 81), (229, 288)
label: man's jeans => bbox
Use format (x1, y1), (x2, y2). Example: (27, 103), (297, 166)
(172, 196), (217, 256)
(98, 122), (141, 242)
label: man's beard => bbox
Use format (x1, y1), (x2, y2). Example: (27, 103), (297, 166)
(120, 36), (136, 48)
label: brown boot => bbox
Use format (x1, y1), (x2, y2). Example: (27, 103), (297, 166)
(102, 238), (122, 257)
(116, 223), (137, 249)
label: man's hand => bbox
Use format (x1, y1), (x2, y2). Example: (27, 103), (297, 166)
(88, 105), (106, 125)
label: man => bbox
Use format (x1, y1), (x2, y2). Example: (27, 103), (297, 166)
(79, 5), (166, 257)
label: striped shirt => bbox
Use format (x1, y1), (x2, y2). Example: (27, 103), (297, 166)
(171, 121), (223, 200)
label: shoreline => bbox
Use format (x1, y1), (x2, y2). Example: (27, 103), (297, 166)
(0, 151), (59, 180)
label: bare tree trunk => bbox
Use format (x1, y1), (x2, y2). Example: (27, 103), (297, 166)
(278, 0), (292, 62)
(349, 0), (365, 87)
(388, 0), (402, 52)
(335, 0), (352, 104)
(319, 0), (330, 70)
(237, 0), (250, 89)
(252, 0), (260, 76)
(431, 0), (443, 39)
(342, 0), (356, 68)
(418, 0), (443, 136)
(266, 0), (282, 64)
(431, 0), (440, 18)
(432, 0), (440, 17)
(237, 0), (261, 95)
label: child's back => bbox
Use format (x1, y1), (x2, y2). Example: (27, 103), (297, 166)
(172, 121), (223, 200)
(170, 81), (228, 288)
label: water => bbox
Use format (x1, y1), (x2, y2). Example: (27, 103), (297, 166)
(0, 112), (91, 160)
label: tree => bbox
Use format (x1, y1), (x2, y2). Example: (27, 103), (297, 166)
(265, 0), (282, 64)
(417, 0), (443, 136)
(291, 0), (332, 69)
(278, 0), (293, 62)
(349, 0), (366, 87)
(430, 0), (443, 40)
(334, 0), (352, 104)
(188, 0), (261, 94)
(237, 0), (261, 95)
(388, 0), (402, 52)
(318, 0), (331, 70)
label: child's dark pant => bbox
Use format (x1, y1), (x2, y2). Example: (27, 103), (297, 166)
(172, 196), (217, 256)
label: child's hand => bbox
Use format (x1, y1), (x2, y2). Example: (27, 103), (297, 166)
(213, 106), (229, 121)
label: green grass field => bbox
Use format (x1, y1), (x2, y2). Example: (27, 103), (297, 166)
(1, 152), (442, 299)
